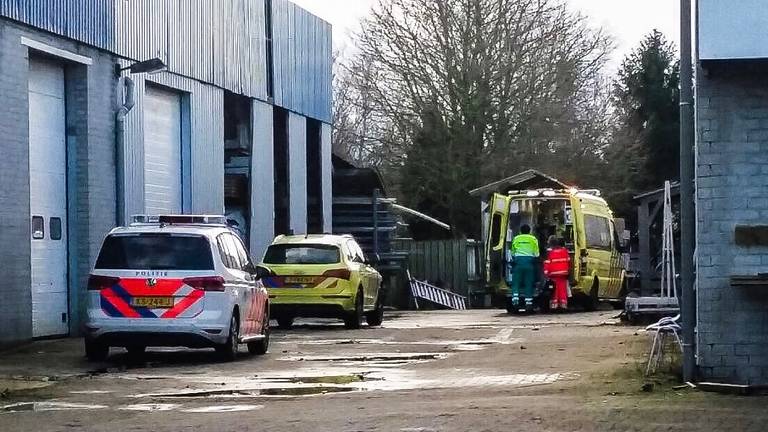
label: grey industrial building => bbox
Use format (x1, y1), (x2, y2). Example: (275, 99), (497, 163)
(0, 0), (332, 345)
(696, 0), (768, 385)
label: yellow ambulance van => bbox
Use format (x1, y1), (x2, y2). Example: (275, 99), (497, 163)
(484, 188), (628, 311)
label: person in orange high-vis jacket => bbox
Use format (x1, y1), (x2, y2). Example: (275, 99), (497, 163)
(543, 236), (570, 311)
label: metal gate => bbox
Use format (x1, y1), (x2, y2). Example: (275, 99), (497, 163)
(144, 85), (183, 215)
(28, 57), (69, 337)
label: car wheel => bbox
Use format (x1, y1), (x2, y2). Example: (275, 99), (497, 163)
(85, 339), (109, 362)
(216, 314), (239, 361)
(365, 295), (384, 327)
(584, 279), (600, 312)
(277, 317), (294, 330)
(248, 309), (270, 356)
(344, 289), (364, 330)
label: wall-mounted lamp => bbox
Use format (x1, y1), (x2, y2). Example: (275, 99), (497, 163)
(114, 58), (167, 77)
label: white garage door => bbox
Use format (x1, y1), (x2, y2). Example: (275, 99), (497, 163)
(144, 85), (183, 215)
(28, 57), (69, 337)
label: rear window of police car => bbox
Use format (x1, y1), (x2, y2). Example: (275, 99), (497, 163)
(95, 234), (214, 270)
(264, 244), (341, 265)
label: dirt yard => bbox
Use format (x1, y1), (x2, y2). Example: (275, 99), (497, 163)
(1, 310), (766, 431)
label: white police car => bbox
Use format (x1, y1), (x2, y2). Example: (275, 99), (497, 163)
(83, 215), (271, 361)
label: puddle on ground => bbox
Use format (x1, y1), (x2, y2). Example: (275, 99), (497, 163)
(267, 373), (379, 385)
(281, 353), (447, 364)
(180, 404), (263, 413)
(134, 383), (360, 399)
(69, 390), (114, 395)
(259, 386), (355, 396)
(1, 402), (108, 413)
(118, 403), (180, 412)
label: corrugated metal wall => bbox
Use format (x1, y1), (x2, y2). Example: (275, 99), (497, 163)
(272, 0), (332, 122)
(0, 0), (334, 118)
(121, 72), (224, 219)
(0, 0), (115, 49)
(114, 0), (269, 102)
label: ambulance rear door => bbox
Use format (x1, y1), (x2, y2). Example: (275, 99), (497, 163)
(485, 193), (511, 286)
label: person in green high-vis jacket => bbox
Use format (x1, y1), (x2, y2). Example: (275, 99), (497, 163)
(509, 224), (540, 311)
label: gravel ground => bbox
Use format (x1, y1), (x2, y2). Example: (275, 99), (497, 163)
(1, 310), (767, 431)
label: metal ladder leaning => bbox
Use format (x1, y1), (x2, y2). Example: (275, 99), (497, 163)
(408, 271), (467, 310)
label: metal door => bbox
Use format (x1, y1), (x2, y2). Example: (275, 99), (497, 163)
(28, 57), (69, 337)
(144, 85), (182, 215)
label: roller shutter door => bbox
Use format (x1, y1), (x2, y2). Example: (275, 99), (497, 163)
(144, 85), (183, 215)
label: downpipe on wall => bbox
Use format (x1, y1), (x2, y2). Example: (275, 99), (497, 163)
(679, 0), (697, 383)
(115, 76), (135, 226)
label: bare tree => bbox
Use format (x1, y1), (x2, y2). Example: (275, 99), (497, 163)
(336, 0), (613, 236)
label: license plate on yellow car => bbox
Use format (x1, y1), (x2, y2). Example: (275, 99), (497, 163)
(131, 297), (174, 308)
(284, 277), (316, 284)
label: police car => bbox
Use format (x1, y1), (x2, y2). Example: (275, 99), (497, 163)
(83, 215), (271, 361)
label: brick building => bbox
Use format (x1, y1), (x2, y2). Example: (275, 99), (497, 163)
(0, 0), (332, 346)
(696, 0), (768, 385)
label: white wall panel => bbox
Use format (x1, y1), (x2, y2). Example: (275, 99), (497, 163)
(321, 122), (333, 234)
(699, 0), (768, 60)
(288, 112), (307, 234)
(251, 100), (275, 258)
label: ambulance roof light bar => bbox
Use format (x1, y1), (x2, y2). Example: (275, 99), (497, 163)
(507, 188), (602, 197)
(130, 215), (228, 226)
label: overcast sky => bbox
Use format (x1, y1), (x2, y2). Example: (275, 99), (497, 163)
(291, 0), (680, 68)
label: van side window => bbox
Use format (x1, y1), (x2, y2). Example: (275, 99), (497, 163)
(489, 213), (503, 247)
(585, 215), (611, 250)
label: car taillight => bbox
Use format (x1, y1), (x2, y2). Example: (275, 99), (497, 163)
(88, 275), (119, 291)
(323, 269), (351, 280)
(184, 276), (226, 292)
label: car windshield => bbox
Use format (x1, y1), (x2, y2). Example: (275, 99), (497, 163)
(263, 244), (341, 265)
(95, 234), (214, 270)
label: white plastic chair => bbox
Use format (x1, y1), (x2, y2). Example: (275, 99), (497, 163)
(645, 314), (683, 376)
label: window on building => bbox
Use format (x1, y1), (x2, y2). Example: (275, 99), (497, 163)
(50, 217), (62, 241)
(32, 216), (44, 240)
(584, 215), (611, 250)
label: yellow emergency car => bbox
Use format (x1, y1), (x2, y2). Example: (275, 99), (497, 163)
(261, 234), (384, 329)
(485, 189), (629, 310)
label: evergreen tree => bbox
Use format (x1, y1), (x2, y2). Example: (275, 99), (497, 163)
(611, 30), (680, 195)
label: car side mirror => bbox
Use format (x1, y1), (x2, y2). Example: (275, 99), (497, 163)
(246, 264), (273, 280)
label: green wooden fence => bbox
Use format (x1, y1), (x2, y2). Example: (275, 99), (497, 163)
(392, 239), (484, 301)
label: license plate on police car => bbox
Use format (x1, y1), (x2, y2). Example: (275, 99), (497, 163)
(284, 277), (316, 284)
(131, 297), (174, 308)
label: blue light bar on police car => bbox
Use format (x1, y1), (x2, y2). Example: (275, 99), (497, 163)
(130, 215), (228, 225)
